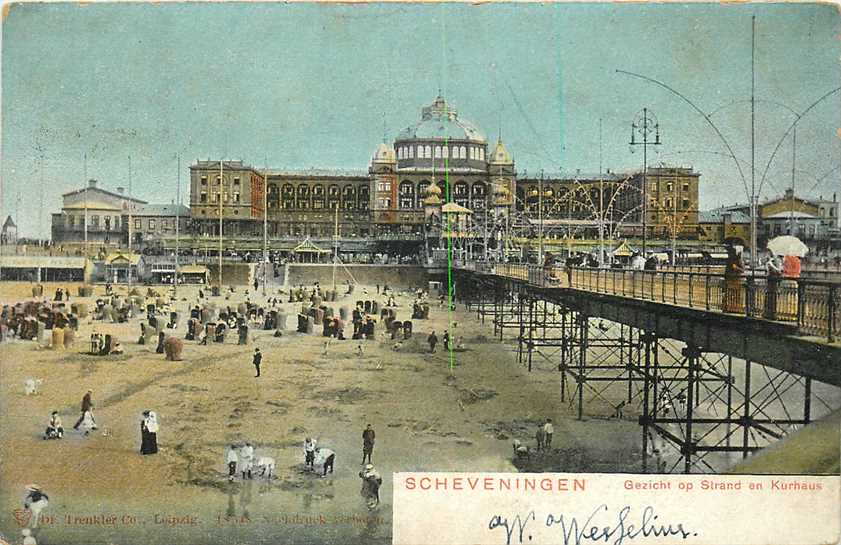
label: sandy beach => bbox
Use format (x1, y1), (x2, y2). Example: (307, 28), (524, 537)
(0, 280), (650, 545)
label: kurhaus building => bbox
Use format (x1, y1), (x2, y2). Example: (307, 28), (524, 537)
(187, 95), (700, 254)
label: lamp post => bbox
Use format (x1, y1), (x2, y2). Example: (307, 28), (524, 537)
(630, 108), (661, 256)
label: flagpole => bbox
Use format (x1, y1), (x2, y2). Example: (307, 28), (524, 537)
(128, 155), (133, 290)
(175, 154), (181, 298)
(218, 160), (224, 290)
(332, 202), (339, 291)
(263, 165), (268, 297)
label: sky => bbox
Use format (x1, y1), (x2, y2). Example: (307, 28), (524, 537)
(2, 1), (840, 239)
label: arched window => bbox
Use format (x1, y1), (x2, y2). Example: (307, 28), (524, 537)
(342, 185), (356, 210)
(459, 146), (467, 159)
(424, 145), (432, 158)
(454, 181), (470, 208)
(471, 181), (487, 210)
(442, 146), (449, 158)
(469, 147), (475, 160)
(296, 185), (310, 210)
(408, 146), (414, 158)
(479, 148), (485, 161)
(398, 147), (403, 160)
(417, 181), (430, 207)
(358, 186), (370, 210)
(399, 181), (415, 209)
(281, 184), (295, 210)
(435, 146), (442, 158)
(312, 184), (325, 210)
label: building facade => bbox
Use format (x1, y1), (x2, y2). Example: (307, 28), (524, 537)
(50, 180), (146, 246)
(184, 96), (701, 257)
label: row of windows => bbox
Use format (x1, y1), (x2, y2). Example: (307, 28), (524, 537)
(397, 145), (485, 161)
(200, 176), (241, 186)
(199, 192), (241, 204)
(664, 181), (692, 192)
(663, 198), (692, 209)
(66, 215), (120, 230)
(64, 215), (176, 231)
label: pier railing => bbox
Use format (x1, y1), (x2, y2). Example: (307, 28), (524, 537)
(455, 260), (839, 343)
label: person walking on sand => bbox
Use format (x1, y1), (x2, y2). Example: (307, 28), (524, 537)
(304, 437), (317, 470)
(226, 445), (238, 482)
(72, 389), (94, 430)
(362, 424), (376, 464)
(543, 418), (554, 450)
(359, 464), (383, 509)
(23, 485), (49, 528)
(252, 348), (262, 378)
(428, 331), (438, 353)
(140, 411), (159, 455)
(443, 330), (450, 351)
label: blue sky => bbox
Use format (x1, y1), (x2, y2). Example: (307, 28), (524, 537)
(2, 2), (839, 238)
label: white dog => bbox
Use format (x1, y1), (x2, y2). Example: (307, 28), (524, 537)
(24, 379), (43, 396)
(255, 456), (276, 479)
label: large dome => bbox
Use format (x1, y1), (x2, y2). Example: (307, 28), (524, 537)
(396, 96), (486, 143)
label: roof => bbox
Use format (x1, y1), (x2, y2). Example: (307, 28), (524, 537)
(764, 211), (819, 220)
(292, 238), (330, 253)
(178, 265), (209, 274)
(63, 201), (123, 212)
(3, 215), (16, 229)
(488, 138), (512, 164)
(373, 143), (396, 163)
(441, 202), (473, 214)
(396, 96), (486, 143)
(104, 252), (141, 265)
(517, 172), (628, 182)
(133, 204), (191, 217)
(62, 185), (147, 204)
(699, 207), (752, 224)
(265, 168), (369, 179)
(612, 240), (636, 257)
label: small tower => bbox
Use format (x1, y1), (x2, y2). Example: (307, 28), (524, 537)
(422, 180), (443, 233)
(370, 142), (397, 224)
(487, 136), (515, 217)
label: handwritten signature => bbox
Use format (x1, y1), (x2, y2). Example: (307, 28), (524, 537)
(488, 505), (696, 545)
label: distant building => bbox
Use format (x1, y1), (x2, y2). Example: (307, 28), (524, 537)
(187, 95), (702, 259)
(50, 180), (189, 249)
(50, 180), (146, 246)
(129, 203), (191, 246)
(2, 215), (17, 245)
(698, 207), (751, 247)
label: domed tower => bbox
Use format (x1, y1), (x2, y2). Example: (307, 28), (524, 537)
(422, 179), (443, 228)
(393, 95), (488, 171)
(370, 142), (397, 224)
(488, 136), (515, 219)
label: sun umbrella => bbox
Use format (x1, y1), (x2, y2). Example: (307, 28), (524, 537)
(767, 235), (809, 257)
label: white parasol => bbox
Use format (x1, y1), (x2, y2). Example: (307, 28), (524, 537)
(767, 235), (809, 257)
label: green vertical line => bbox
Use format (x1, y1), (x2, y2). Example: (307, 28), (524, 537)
(444, 137), (455, 373)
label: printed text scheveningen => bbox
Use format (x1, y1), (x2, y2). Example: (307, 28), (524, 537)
(403, 475), (586, 492)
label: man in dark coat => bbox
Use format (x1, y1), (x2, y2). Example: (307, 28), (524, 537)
(252, 348), (262, 378)
(428, 331), (438, 353)
(362, 424), (376, 464)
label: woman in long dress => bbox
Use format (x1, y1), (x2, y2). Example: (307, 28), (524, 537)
(140, 411), (159, 454)
(78, 410), (97, 436)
